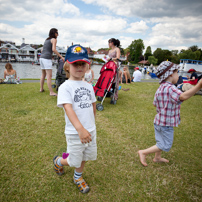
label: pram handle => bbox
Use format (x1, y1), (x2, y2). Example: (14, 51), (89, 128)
(109, 58), (122, 65)
(109, 58), (121, 62)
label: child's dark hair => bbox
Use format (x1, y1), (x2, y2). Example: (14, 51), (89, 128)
(46, 28), (58, 40)
(108, 38), (120, 47)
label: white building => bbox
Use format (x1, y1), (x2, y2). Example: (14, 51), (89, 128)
(18, 44), (37, 62)
(0, 42), (67, 63)
(0, 43), (19, 61)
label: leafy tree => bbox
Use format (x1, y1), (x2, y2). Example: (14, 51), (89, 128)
(179, 49), (186, 54)
(198, 49), (202, 60)
(194, 50), (201, 60)
(178, 50), (196, 60)
(188, 45), (198, 52)
(119, 46), (124, 56)
(153, 48), (164, 64)
(145, 46), (152, 54)
(148, 56), (158, 65)
(38, 44), (43, 48)
(144, 46), (152, 60)
(97, 48), (109, 52)
(124, 48), (130, 55)
(171, 50), (178, 56)
(163, 50), (172, 61)
(170, 55), (180, 64)
(153, 48), (172, 64)
(139, 55), (144, 61)
(127, 39), (145, 63)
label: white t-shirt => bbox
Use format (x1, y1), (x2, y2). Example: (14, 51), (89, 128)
(57, 80), (97, 135)
(133, 70), (142, 82)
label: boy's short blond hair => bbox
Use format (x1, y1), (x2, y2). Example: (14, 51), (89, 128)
(63, 62), (70, 79)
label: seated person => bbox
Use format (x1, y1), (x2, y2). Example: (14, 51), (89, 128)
(4, 63), (17, 83)
(132, 67), (142, 82)
(84, 63), (94, 84)
(121, 66), (131, 84)
(183, 68), (198, 85)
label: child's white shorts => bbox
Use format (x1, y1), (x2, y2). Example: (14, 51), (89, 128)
(40, 58), (52, 70)
(65, 129), (97, 168)
(154, 124), (174, 152)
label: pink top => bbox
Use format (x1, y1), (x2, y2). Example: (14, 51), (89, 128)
(108, 50), (117, 58)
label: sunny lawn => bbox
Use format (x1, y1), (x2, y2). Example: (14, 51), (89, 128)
(0, 82), (201, 201)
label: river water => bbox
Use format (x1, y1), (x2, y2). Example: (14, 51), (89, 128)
(0, 62), (153, 80)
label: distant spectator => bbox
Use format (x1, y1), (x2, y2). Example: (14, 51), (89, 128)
(4, 63), (17, 83)
(84, 63), (94, 84)
(121, 66), (131, 84)
(183, 69), (198, 85)
(132, 67), (142, 82)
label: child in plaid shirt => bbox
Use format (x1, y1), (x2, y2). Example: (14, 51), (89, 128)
(138, 61), (202, 167)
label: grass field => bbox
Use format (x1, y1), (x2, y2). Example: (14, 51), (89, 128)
(0, 82), (202, 202)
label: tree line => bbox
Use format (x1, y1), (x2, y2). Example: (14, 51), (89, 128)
(124, 39), (202, 65)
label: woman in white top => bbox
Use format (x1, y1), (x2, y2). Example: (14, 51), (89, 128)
(84, 64), (94, 84)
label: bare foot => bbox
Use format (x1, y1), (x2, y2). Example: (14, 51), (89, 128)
(153, 158), (169, 163)
(50, 93), (57, 96)
(138, 150), (148, 167)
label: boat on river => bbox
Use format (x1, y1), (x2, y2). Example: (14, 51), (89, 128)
(179, 59), (202, 72)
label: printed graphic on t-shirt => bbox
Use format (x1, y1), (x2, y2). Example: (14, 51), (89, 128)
(74, 87), (92, 109)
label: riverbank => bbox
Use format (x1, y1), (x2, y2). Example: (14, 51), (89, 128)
(0, 62), (154, 80)
(1, 82), (201, 201)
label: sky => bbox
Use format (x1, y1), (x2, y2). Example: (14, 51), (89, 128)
(0, 0), (202, 53)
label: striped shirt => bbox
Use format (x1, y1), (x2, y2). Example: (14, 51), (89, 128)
(153, 82), (183, 127)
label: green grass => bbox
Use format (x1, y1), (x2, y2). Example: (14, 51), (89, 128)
(0, 82), (202, 201)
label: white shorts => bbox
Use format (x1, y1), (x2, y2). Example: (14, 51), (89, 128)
(40, 58), (52, 70)
(66, 130), (97, 168)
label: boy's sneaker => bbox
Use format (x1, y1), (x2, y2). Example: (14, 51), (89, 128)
(73, 176), (90, 193)
(53, 155), (64, 176)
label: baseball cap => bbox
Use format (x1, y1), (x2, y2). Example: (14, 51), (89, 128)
(134, 67), (139, 70)
(188, 68), (196, 73)
(155, 61), (180, 83)
(65, 44), (90, 64)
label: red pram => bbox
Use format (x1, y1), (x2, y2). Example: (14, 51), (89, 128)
(94, 60), (120, 111)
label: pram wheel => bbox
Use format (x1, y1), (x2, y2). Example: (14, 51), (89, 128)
(97, 96), (103, 101)
(110, 99), (117, 105)
(96, 103), (104, 111)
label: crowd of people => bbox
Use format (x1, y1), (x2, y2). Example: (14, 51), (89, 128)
(1, 28), (202, 195)
(51, 35), (202, 194)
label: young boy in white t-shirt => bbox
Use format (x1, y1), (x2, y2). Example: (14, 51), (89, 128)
(53, 44), (97, 194)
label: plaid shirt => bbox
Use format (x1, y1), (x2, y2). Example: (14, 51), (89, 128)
(153, 82), (183, 127)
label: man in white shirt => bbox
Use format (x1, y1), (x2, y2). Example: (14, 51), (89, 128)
(132, 67), (142, 82)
